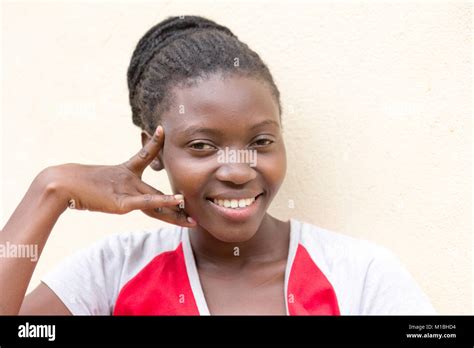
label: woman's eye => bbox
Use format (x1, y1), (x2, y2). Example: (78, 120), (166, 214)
(251, 139), (274, 147)
(189, 142), (216, 150)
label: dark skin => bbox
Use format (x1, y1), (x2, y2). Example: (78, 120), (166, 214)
(143, 73), (290, 315)
(1, 72), (289, 315)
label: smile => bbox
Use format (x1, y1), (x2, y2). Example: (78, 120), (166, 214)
(211, 197), (256, 209)
(205, 193), (264, 221)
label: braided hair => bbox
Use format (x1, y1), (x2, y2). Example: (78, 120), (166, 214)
(127, 15), (281, 134)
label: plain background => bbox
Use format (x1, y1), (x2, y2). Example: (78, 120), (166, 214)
(1, 0), (472, 314)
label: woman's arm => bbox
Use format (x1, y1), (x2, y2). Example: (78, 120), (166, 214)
(0, 167), (69, 314)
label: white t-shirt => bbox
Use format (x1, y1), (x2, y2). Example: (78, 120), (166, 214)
(41, 219), (437, 315)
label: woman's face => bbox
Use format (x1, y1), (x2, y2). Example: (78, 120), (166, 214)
(160, 73), (286, 243)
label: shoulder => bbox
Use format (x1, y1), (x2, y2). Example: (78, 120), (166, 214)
(64, 224), (184, 275)
(41, 224), (184, 315)
(292, 218), (387, 269)
(290, 219), (436, 314)
(292, 218), (411, 282)
(80, 224), (185, 289)
(101, 224), (183, 259)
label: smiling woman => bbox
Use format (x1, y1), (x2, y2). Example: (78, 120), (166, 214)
(0, 15), (437, 316)
(160, 73), (286, 246)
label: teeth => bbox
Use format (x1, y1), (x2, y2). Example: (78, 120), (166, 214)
(212, 197), (256, 209)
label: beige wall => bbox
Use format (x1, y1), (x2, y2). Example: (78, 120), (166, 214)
(1, 0), (472, 314)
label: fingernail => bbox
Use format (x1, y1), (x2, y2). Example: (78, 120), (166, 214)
(155, 125), (162, 137)
(174, 194), (184, 200)
(187, 216), (196, 224)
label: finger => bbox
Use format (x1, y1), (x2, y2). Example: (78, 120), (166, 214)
(135, 180), (165, 197)
(116, 192), (182, 214)
(124, 125), (164, 175)
(143, 206), (197, 228)
(135, 181), (181, 212)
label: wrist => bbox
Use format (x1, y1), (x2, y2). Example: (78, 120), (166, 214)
(33, 164), (75, 211)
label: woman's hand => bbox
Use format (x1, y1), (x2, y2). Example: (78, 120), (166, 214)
(48, 125), (196, 227)
(0, 125), (197, 315)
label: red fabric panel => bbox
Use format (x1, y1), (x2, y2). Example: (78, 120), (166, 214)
(288, 244), (340, 315)
(113, 243), (199, 315)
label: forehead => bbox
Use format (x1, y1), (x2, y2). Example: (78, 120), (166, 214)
(161, 73), (280, 131)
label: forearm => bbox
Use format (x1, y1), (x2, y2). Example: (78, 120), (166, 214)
(0, 167), (68, 314)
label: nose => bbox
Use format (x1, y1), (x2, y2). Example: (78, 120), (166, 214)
(215, 162), (257, 185)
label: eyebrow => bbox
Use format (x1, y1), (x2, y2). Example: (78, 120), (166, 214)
(249, 119), (280, 130)
(182, 119), (280, 138)
(181, 126), (224, 138)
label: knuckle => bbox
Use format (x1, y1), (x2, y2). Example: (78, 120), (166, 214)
(161, 195), (173, 202)
(115, 197), (129, 214)
(142, 194), (153, 205)
(138, 148), (149, 160)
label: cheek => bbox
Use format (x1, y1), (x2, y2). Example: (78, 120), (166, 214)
(259, 144), (287, 193)
(166, 161), (197, 193)
(163, 151), (209, 200)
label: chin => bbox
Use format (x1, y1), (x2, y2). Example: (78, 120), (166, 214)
(209, 229), (257, 243)
(202, 219), (261, 243)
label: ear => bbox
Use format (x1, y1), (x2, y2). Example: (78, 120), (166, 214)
(141, 130), (164, 171)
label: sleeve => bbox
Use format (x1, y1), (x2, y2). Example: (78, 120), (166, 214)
(359, 246), (438, 315)
(41, 233), (127, 315)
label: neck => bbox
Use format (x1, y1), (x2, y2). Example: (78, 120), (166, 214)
(188, 214), (290, 271)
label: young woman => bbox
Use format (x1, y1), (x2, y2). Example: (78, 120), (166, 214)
(0, 15), (436, 315)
